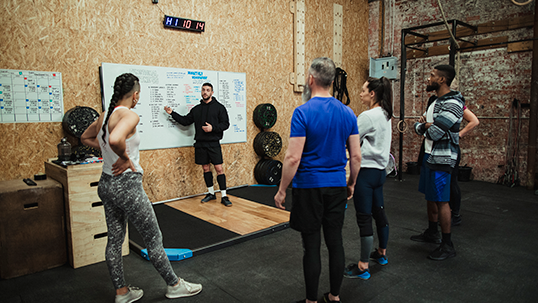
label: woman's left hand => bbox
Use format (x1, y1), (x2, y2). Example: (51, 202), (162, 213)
(112, 157), (136, 176)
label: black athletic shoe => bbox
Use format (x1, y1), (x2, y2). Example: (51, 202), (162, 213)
(428, 242), (456, 261)
(343, 263), (370, 280)
(221, 196), (232, 207)
(452, 214), (462, 226)
(410, 229), (442, 244)
(201, 194), (216, 203)
(370, 249), (388, 265)
(322, 292), (342, 302)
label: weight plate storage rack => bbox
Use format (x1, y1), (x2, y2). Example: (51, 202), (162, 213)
(252, 103), (282, 185)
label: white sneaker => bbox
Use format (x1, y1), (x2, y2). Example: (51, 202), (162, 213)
(165, 278), (202, 299)
(115, 286), (143, 303)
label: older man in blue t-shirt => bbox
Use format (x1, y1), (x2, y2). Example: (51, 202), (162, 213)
(274, 57), (361, 303)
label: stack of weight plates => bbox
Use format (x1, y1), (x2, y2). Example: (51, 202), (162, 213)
(62, 106), (101, 158)
(252, 103), (282, 185)
(254, 160), (282, 185)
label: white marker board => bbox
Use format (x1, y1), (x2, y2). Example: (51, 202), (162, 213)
(100, 63), (247, 150)
(0, 68), (64, 123)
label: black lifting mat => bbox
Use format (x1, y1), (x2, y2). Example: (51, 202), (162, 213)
(227, 186), (292, 211)
(128, 203), (240, 253)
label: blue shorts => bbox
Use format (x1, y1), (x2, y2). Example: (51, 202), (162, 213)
(418, 154), (451, 202)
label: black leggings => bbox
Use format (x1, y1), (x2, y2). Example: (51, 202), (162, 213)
(98, 172), (178, 289)
(301, 226), (345, 301)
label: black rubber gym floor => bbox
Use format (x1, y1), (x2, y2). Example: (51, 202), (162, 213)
(1, 173), (537, 302)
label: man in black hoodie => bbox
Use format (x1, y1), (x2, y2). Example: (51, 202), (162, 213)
(164, 82), (232, 206)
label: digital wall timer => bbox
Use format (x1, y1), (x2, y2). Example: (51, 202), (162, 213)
(163, 15), (205, 32)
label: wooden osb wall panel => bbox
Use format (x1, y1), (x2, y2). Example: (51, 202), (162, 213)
(0, 0), (368, 202)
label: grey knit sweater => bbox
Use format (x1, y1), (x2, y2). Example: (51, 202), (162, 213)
(414, 91), (464, 172)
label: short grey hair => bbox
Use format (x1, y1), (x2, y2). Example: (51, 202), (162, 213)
(309, 57), (336, 89)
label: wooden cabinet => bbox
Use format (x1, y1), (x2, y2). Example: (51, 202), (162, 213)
(45, 160), (129, 268)
(0, 178), (66, 279)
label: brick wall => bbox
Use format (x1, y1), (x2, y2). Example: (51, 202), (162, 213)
(368, 0), (534, 185)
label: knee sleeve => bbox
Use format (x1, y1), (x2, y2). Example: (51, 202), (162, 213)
(204, 171), (213, 187)
(372, 206), (388, 229)
(217, 174), (226, 190)
(356, 212), (373, 237)
(360, 236), (374, 263)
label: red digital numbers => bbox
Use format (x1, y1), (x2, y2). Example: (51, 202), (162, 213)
(164, 15), (205, 32)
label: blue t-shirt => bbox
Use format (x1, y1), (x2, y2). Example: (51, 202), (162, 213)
(290, 96), (359, 188)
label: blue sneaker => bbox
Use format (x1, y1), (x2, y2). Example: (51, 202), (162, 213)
(343, 263), (370, 280)
(370, 250), (388, 265)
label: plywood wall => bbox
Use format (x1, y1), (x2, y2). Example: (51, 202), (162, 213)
(0, 0), (369, 202)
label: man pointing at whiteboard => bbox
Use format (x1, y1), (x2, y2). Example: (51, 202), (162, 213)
(164, 82), (232, 206)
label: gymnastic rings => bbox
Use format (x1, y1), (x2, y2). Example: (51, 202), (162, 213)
(511, 0), (533, 5)
(397, 120), (408, 133)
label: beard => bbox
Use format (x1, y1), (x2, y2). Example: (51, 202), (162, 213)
(301, 82), (312, 103)
(426, 81), (440, 92)
(202, 94), (211, 101)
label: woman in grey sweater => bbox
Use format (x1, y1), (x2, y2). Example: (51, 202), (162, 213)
(344, 77), (393, 280)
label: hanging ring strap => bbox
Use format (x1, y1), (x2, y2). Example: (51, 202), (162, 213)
(397, 120), (408, 133)
(511, 0), (533, 6)
(333, 67), (350, 105)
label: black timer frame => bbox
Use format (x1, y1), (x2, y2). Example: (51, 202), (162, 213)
(163, 15), (205, 32)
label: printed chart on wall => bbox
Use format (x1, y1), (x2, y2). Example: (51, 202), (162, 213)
(0, 69), (64, 123)
(100, 62), (247, 150)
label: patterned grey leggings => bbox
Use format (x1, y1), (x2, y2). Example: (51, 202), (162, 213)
(98, 172), (179, 289)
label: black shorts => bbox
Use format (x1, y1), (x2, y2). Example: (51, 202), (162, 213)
(195, 145), (223, 165)
(289, 187), (348, 234)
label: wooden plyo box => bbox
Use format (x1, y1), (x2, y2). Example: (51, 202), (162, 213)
(44, 160), (129, 269)
(0, 179), (67, 279)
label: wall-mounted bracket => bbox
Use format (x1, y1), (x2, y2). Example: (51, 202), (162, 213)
(290, 0), (305, 92)
(333, 4), (343, 68)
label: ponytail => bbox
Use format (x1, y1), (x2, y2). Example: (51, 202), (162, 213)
(101, 73), (140, 143)
(367, 76), (393, 120)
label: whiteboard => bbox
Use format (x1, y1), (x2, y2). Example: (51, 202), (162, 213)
(0, 68), (64, 123)
(100, 63), (247, 150)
